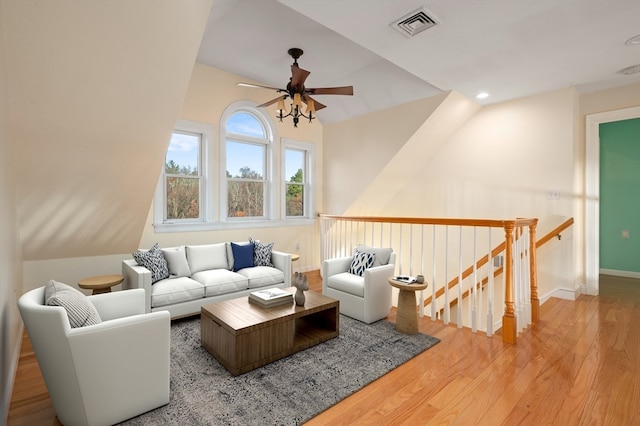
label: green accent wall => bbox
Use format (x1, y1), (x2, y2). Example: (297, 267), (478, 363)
(599, 118), (640, 273)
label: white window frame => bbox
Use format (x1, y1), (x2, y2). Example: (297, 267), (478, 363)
(220, 102), (276, 222)
(154, 119), (214, 231)
(153, 103), (317, 233)
(282, 138), (315, 220)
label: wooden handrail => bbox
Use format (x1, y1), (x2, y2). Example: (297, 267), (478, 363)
(319, 214), (537, 229)
(320, 214), (572, 343)
(430, 217), (574, 318)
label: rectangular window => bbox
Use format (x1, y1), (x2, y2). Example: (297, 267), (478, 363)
(285, 148), (305, 217)
(164, 131), (202, 221)
(226, 140), (266, 218)
(283, 139), (314, 219)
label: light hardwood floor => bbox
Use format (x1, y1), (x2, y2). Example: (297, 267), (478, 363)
(8, 272), (640, 425)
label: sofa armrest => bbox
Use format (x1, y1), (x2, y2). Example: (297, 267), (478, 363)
(88, 288), (145, 321)
(122, 259), (152, 313)
(271, 250), (292, 287)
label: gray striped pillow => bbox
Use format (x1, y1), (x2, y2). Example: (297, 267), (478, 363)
(45, 280), (102, 328)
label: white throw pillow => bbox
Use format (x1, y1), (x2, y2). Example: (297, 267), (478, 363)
(186, 243), (228, 274)
(44, 280), (102, 328)
(354, 245), (393, 267)
(161, 246), (191, 277)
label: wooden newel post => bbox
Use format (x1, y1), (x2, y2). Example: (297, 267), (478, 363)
(529, 219), (539, 323)
(502, 222), (517, 344)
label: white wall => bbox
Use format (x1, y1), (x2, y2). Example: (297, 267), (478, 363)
(0, 1), (23, 418)
(323, 87), (580, 299)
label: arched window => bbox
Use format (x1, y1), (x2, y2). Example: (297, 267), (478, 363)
(154, 101), (315, 232)
(222, 105), (274, 220)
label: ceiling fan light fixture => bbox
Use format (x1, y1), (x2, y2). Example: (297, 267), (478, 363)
(305, 98), (316, 115)
(244, 48), (353, 127)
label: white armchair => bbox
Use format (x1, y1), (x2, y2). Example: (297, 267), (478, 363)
(322, 249), (396, 324)
(18, 287), (171, 426)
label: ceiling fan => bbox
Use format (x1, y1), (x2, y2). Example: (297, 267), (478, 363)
(238, 48), (354, 127)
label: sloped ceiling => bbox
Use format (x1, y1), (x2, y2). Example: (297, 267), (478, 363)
(3, 0), (213, 260)
(199, 0), (640, 125)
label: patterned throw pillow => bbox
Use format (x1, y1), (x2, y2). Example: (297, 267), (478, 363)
(348, 251), (376, 276)
(250, 237), (274, 267)
(45, 280), (102, 328)
(132, 242), (169, 284)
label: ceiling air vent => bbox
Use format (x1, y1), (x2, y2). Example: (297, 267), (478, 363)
(391, 7), (439, 38)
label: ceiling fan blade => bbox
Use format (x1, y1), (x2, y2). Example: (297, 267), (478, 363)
(303, 95), (326, 111)
(306, 86), (354, 96)
(290, 65), (310, 89)
(237, 82), (286, 92)
(257, 96), (285, 108)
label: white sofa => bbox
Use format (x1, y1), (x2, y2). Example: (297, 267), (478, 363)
(18, 285), (170, 426)
(322, 246), (396, 324)
(122, 241), (291, 318)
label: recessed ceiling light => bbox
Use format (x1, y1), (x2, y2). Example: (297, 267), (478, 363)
(476, 92), (489, 99)
(624, 35), (640, 46)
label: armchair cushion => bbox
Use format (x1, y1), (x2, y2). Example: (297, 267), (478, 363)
(348, 251), (375, 276)
(132, 242), (169, 283)
(45, 280), (102, 328)
(355, 245), (393, 267)
(327, 272), (365, 297)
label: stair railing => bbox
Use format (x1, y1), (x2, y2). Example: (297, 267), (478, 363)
(319, 215), (540, 344)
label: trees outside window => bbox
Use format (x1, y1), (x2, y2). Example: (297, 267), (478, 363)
(155, 106), (315, 232)
(225, 112), (269, 219)
(283, 139), (314, 219)
(164, 131), (201, 221)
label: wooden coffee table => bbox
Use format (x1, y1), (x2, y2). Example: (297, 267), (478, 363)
(201, 287), (339, 376)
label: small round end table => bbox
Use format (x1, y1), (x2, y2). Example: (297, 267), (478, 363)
(388, 278), (428, 334)
(78, 274), (124, 295)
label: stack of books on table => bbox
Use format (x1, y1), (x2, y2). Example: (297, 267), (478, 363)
(248, 288), (293, 308)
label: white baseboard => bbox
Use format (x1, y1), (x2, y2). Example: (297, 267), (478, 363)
(540, 287), (579, 303)
(600, 269), (640, 279)
(1, 323), (24, 425)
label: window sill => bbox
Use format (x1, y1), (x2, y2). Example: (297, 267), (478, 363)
(153, 218), (316, 233)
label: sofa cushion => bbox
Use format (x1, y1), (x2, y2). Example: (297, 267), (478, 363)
(132, 243), (170, 284)
(327, 272), (365, 298)
(161, 246), (191, 278)
(186, 243), (228, 274)
(44, 280), (102, 328)
(150, 277), (204, 308)
(231, 242), (255, 271)
(354, 245), (393, 267)
(348, 251), (375, 276)
(237, 266), (285, 289)
(250, 237), (274, 267)
(192, 269), (249, 297)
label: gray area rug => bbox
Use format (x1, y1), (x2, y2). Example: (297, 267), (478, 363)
(119, 314), (439, 425)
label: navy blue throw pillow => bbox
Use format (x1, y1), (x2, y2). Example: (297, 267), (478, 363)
(231, 242), (255, 271)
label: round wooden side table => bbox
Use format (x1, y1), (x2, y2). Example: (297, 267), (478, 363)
(78, 274), (124, 295)
(388, 278), (428, 334)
